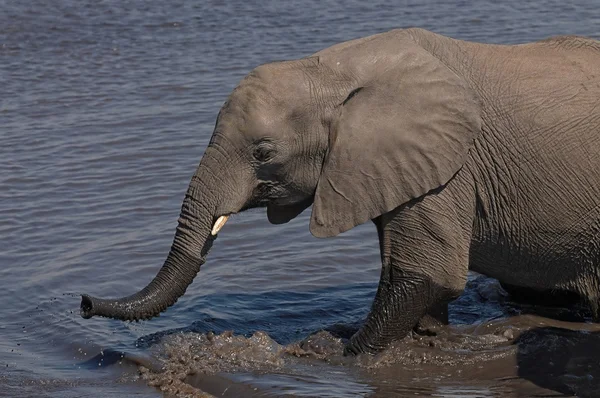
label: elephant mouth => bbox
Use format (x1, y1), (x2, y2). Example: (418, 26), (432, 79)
(267, 197), (313, 224)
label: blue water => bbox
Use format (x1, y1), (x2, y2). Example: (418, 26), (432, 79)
(2, 1), (600, 396)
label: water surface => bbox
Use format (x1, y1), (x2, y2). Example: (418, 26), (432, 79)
(2, 1), (600, 396)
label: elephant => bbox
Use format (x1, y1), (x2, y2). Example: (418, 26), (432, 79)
(80, 28), (600, 355)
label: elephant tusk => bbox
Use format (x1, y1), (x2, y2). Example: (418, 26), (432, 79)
(211, 215), (229, 235)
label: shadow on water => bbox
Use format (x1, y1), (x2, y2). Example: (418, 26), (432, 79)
(81, 348), (165, 373)
(516, 327), (600, 397)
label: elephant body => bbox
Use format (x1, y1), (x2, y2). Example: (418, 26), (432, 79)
(81, 29), (600, 354)
(453, 34), (600, 307)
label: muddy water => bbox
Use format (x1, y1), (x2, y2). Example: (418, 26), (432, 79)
(135, 276), (600, 397)
(2, 1), (600, 397)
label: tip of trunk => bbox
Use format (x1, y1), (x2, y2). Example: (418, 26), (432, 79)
(79, 294), (159, 321)
(80, 294), (95, 319)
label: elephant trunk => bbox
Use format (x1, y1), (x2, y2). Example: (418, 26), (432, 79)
(80, 152), (227, 321)
(79, 240), (210, 321)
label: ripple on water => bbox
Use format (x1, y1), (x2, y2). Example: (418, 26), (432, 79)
(3, 0), (600, 397)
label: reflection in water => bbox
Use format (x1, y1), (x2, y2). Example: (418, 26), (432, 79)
(517, 328), (600, 397)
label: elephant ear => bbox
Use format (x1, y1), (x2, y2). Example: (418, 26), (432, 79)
(309, 41), (482, 238)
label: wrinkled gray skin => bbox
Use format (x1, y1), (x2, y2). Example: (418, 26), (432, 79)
(81, 28), (600, 355)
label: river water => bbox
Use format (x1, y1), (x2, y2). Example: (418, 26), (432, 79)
(2, 1), (600, 397)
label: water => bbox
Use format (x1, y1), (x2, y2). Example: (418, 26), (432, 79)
(2, 0), (600, 396)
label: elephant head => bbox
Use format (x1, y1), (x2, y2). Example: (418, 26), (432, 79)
(80, 30), (480, 321)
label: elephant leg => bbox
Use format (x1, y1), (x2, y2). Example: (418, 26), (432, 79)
(372, 214), (449, 338)
(344, 185), (474, 355)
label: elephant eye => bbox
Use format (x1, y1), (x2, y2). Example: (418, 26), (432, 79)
(253, 142), (275, 163)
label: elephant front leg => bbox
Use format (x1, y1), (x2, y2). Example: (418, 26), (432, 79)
(345, 266), (449, 354)
(345, 192), (474, 355)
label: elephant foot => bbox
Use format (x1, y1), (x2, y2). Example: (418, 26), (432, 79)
(413, 320), (442, 336)
(343, 334), (378, 356)
(413, 302), (449, 337)
(343, 302), (450, 355)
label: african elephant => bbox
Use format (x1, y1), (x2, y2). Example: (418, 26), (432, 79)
(80, 28), (600, 355)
